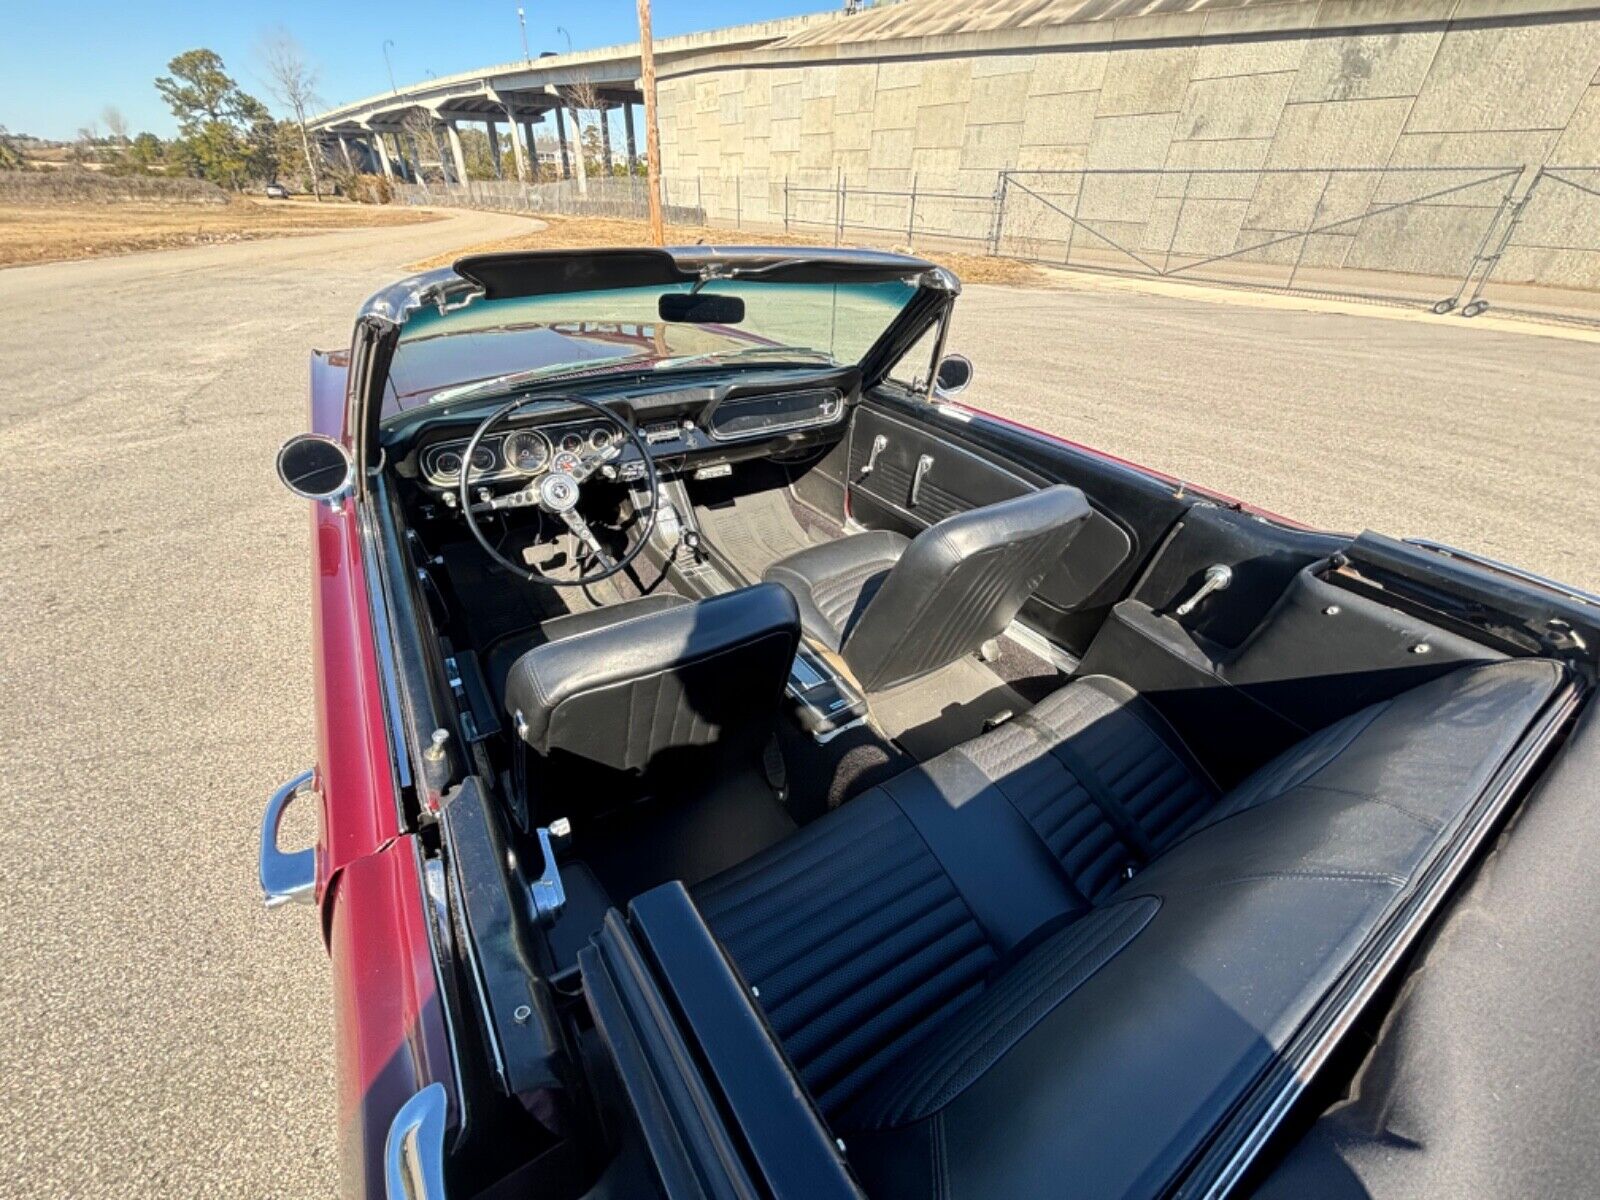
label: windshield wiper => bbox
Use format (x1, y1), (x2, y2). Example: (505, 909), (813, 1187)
(428, 353), (654, 405)
(650, 346), (839, 371)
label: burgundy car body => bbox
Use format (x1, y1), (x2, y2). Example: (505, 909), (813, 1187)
(273, 347), (457, 1197)
(263, 248), (1600, 1200)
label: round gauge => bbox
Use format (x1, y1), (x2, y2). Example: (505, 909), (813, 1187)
(550, 450), (582, 476)
(559, 431), (584, 454)
(469, 446), (496, 474)
(502, 429), (552, 475)
(433, 450), (463, 480)
(588, 427), (614, 452)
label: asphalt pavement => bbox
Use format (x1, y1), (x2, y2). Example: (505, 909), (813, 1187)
(0, 212), (1593, 1198)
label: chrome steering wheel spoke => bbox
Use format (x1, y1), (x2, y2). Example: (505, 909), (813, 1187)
(559, 508), (616, 570)
(456, 392), (660, 589)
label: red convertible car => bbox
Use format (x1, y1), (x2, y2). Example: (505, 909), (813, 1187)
(265, 247), (1600, 1199)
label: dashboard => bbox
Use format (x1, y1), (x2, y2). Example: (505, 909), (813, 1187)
(403, 373), (855, 494)
(420, 418), (622, 488)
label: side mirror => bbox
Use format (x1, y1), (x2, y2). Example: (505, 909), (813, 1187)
(935, 354), (974, 395)
(277, 434), (354, 502)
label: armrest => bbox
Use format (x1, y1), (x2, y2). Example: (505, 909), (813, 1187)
(580, 882), (863, 1200)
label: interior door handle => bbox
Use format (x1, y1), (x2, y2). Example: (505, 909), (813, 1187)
(910, 454), (934, 506)
(861, 434), (888, 476)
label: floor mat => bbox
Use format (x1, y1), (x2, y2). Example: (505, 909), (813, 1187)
(693, 485), (820, 583)
(578, 764), (797, 901)
(437, 539), (572, 648)
(870, 656), (1028, 762)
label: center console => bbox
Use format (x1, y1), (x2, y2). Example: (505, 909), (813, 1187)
(633, 478), (871, 742)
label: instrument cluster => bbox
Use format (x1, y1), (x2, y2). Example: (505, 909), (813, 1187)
(420, 420), (619, 488)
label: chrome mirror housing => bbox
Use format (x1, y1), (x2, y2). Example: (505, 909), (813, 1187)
(935, 354), (974, 395)
(277, 433), (354, 502)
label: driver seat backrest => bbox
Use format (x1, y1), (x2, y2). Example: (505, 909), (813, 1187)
(503, 583), (801, 786)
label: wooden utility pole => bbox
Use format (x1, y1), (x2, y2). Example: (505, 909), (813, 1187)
(637, 0), (665, 245)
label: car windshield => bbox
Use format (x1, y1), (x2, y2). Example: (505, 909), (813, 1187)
(382, 278), (919, 418)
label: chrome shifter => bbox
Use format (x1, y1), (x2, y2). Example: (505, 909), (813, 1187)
(1175, 564), (1233, 617)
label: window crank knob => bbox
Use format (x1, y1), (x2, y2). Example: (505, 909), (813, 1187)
(1175, 564), (1233, 617)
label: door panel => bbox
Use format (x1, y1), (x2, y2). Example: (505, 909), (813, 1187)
(847, 391), (1185, 656)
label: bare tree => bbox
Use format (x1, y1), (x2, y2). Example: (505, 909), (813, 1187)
(101, 106), (130, 145)
(258, 29), (324, 200)
(401, 108), (449, 190)
(563, 78), (601, 194)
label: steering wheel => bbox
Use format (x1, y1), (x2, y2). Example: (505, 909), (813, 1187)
(459, 394), (660, 587)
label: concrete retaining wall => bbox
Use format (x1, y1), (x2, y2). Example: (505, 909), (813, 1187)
(654, 0), (1600, 287)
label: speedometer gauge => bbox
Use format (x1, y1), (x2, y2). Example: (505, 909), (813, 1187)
(503, 430), (552, 475)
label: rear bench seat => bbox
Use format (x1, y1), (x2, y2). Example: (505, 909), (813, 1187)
(693, 659), (1566, 1200)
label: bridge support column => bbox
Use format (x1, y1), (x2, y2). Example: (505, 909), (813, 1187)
(570, 104), (588, 194)
(372, 132), (394, 179)
(523, 121), (539, 181)
(338, 136), (354, 172)
(600, 104), (613, 175)
(555, 108), (571, 180)
(624, 104), (637, 173)
(445, 122), (468, 184)
(487, 120), (502, 178)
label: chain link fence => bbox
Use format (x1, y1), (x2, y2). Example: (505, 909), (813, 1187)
(391, 162), (1600, 328)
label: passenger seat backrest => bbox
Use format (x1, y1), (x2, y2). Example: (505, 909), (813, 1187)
(504, 583), (801, 777)
(843, 486), (1092, 692)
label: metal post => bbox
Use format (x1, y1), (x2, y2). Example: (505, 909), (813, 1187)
(990, 171), (1010, 257)
(907, 173), (918, 249)
(1286, 171), (1334, 291)
(835, 168), (844, 246)
(1461, 167), (1544, 316)
(1439, 180), (1518, 312)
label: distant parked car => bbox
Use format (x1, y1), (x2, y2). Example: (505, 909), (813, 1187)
(264, 182), (289, 200)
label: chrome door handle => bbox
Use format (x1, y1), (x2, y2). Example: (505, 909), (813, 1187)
(910, 454), (934, 506)
(385, 1083), (449, 1200)
(1175, 564), (1233, 617)
(861, 433), (888, 476)
(260, 769), (318, 909)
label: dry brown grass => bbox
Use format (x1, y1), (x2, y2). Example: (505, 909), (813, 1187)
(0, 196), (440, 268)
(408, 211), (1042, 286)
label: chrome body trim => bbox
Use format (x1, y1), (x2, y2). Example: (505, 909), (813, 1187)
(354, 494), (415, 796)
(384, 1082), (450, 1200)
(260, 769), (317, 909)
(706, 389), (845, 442)
(1405, 538), (1600, 608)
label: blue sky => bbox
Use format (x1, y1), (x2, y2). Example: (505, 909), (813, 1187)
(3, 1), (833, 140)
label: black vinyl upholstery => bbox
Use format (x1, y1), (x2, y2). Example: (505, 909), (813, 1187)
(763, 487), (1092, 691)
(503, 584), (800, 776)
(694, 658), (1565, 1199)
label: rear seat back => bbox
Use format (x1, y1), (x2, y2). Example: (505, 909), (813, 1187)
(696, 658), (1568, 1200)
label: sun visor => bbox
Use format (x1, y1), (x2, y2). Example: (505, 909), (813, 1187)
(454, 249), (692, 299)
